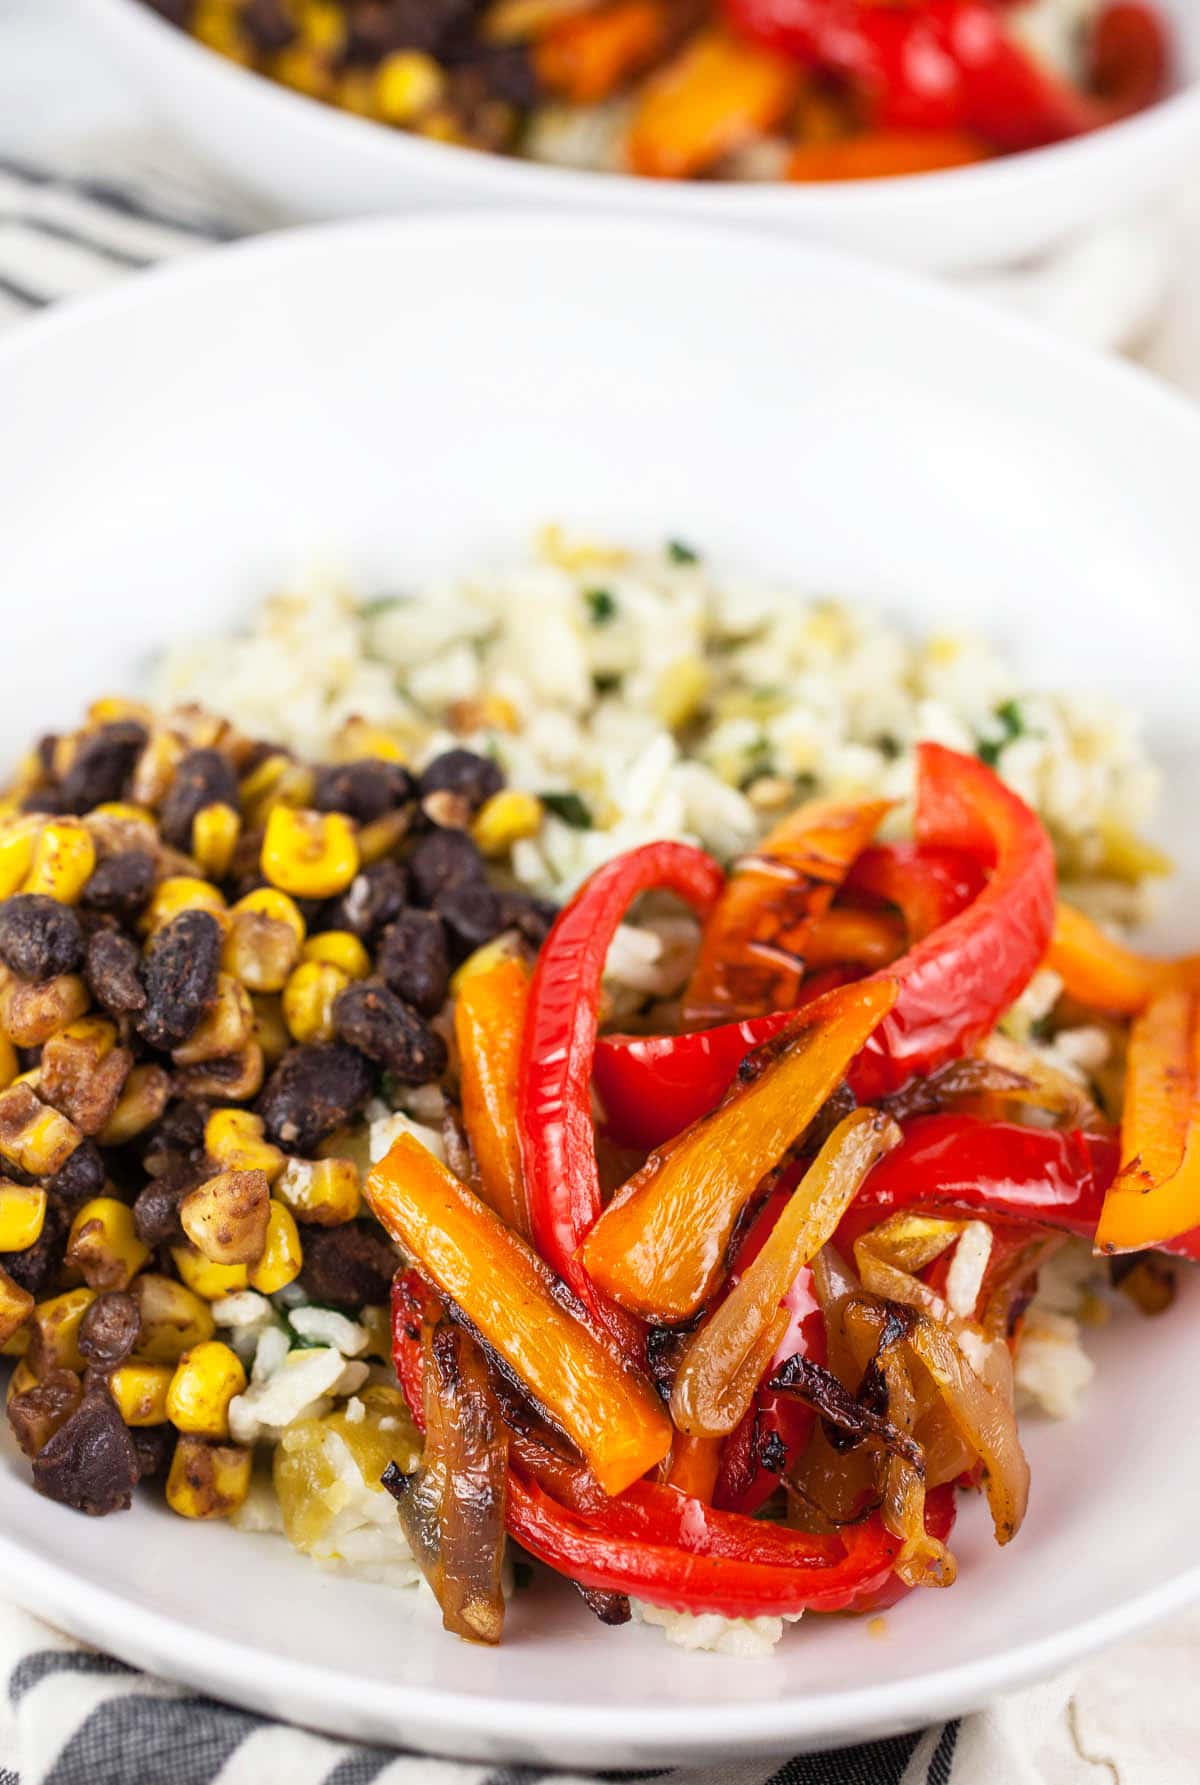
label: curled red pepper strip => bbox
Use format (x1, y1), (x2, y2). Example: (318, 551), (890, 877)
(518, 840), (725, 1331)
(845, 843), (985, 945)
(596, 746), (1055, 1148)
(835, 1113), (1119, 1253)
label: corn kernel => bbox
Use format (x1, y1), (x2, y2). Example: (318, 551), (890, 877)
(300, 0), (345, 52)
(356, 809), (411, 865)
(0, 968), (90, 1048)
(204, 1108), (284, 1183)
(374, 49), (444, 121)
(0, 819), (39, 898)
(166, 1341), (247, 1439)
(21, 819), (96, 904)
(141, 876), (229, 936)
(6, 1359), (36, 1404)
(471, 789), (543, 857)
(248, 1200), (302, 1294)
(250, 994), (289, 1065)
(130, 729), (185, 808)
(175, 1042), (264, 1103)
(32, 1286), (97, 1371)
(66, 1198), (150, 1291)
(98, 1063), (171, 1146)
(166, 1435), (253, 1519)
(89, 801), (154, 827)
(239, 754), (315, 827)
(273, 44), (335, 98)
(302, 930), (371, 979)
(132, 1273), (216, 1364)
(450, 933), (522, 995)
(87, 696), (154, 728)
(110, 1360), (173, 1426)
(180, 1169), (269, 1267)
(282, 960), (348, 1045)
(330, 718), (409, 764)
(0, 1083), (81, 1175)
(38, 1017), (130, 1137)
(0, 1034), (18, 1092)
(191, 802), (241, 880)
(0, 1182), (46, 1251)
(448, 694), (520, 735)
(172, 973), (253, 1066)
(653, 657), (712, 730)
(0, 1268), (32, 1346)
(1, 1320), (29, 1358)
(221, 906), (301, 993)
(170, 1245), (249, 1301)
(275, 1155), (361, 1227)
(262, 807), (359, 899)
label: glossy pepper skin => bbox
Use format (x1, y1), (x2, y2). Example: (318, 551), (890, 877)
(595, 746), (1055, 1148)
(835, 1113), (1119, 1252)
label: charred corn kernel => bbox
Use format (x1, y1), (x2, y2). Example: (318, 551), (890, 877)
(262, 807), (359, 899)
(167, 1435), (253, 1519)
(6, 1359), (36, 1403)
(0, 969), (90, 1048)
(302, 931), (370, 979)
(175, 1041), (264, 1103)
(87, 696), (154, 728)
(239, 754), (315, 826)
(98, 1064), (171, 1146)
(66, 1198), (150, 1292)
(330, 718), (409, 764)
(132, 1273), (216, 1364)
(130, 729), (185, 808)
(272, 45), (334, 97)
(0, 1268), (33, 1347)
(1, 1321), (29, 1358)
(374, 49), (444, 122)
(90, 801), (153, 827)
(141, 875), (229, 936)
(300, 0), (345, 52)
(0, 1182), (46, 1251)
(166, 1341), (247, 1439)
(275, 1155), (361, 1227)
(171, 1245), (249, 1301)
(356, 809), (411, 865)
(471, 789), (543, 857)
(194, 5), (251, 61)
(337, 68), (376, 114)
(653, 657), (711, 730)
(172, 974), (253, 1067)
(21, 819), (95, 904)
(221, 908), (301, 993)
(450, 933), (522, 995)
(0, 819), (39, 898)
(204, 1108), (284, 1183)
(191, 803), (241, 880)
(417, 108), (465, 143)
(248, 1201), (302, 1294)
(32, 1286), (97, 1371)
(0, 1034), (17, 1091)
(250, 994), (289, 1065)
(110, 1360), (173, 1426)
(0, 1083), (81, 1176)
(233, 886), (306, 945)
(282, 960), (348, 1045)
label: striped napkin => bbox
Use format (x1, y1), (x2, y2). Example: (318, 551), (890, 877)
(0, 136), (1193, 1785)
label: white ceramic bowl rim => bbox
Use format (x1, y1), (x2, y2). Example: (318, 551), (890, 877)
(93, 0), (1200, 211)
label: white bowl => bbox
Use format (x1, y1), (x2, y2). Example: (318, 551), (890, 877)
(1, 213), (1200, 1765)
(80, 0), (1200, 272)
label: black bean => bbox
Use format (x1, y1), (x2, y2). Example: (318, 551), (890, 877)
(332, 982), (447, 1084)
(418, 748), (503, 814)
(31, 1379), (140, 1515)
(85, 929), (147, 1018)
(314, 759), (415, 826)
(78, 1292), (141, 1370)
(408, 829), (485, 904)
(239, 0), (298, 51)
(130, 1423), (175, 1481)
(496, 889), (558, 949)
(256, 1042), (374, 1153)
(446, 40), (538, 108)
(21, 788), (72, 816)
(159, 748), (240, 853)
(0, 895), (84, 982)
(4, 1194), (68, 1297)
(144, 0), (192, 21)
(58, 722), (147, 814)
(434, 878), (503, 958)
(154, 1099), (208, 1157)
(82, 850), (156, 921)
(132, 1169), (191, 1248)
(49, 1140), (106, 1211)
(300, 1222), (399, 1311)
(376, 909), (450, 1017)
(325, 860), (410, 941)
(138, 909), (221, 1050)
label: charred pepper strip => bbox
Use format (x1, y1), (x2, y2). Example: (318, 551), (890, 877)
(581, 978), (897, 1321)
(518, 839), (724, 1323)
(455, 954), (533, 1239)
(368, 1134), (672, 1496)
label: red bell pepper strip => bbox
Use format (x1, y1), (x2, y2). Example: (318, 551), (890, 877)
(596, 746), (1055, 1146)
(723, 0), (1169, 151)
(518, 840), (725, 1329)
(845, 844), (985, 944)
(835, 1113), (1119, 1253)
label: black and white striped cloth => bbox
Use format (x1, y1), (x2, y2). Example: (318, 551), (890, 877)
(0, 141), (1185, 1785)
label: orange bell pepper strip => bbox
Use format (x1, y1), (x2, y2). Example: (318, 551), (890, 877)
(367, 1134), (672, 1496)
(682, 795), (891, 1027)
(1047, 902), (1200, 1015)
(627, 29), (803, 179)
(581, 976), (898, 1321)
(803, 906), (906, 971)
(455, 954), (532, 1239)
(670, 1108), (899, 1438)
(787, 130), (991, 181)
(1096, 987), (1200, 1256)
(534, 0), (675, 103)
(664, 1433), (723, 1500)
